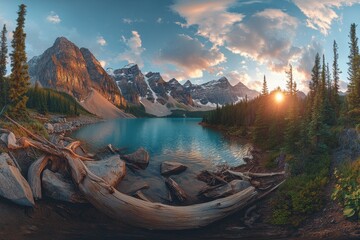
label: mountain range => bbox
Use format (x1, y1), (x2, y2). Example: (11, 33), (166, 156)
(28, 37), (259, 118)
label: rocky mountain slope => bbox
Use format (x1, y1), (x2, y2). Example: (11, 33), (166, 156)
(28, 37), (127, 110)
(111, 64), (259, 116)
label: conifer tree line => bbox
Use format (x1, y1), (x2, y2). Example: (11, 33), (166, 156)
(26, 84), (85, 115)
(204, 23), (360, 154)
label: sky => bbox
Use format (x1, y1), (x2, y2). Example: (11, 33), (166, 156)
(1, 0), (360, 92)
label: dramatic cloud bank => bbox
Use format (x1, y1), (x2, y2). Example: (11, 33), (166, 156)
(293, 0), (360, 35)
(118, 31), (145, 67)
(158, 34), (226, 79)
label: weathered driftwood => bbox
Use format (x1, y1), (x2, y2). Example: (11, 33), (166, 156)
(28, 155), (55, 200)
(5, 117), (261, 230)
(202, 183), (233, 199)
(161, 161), (187, 176)
(42, 169), (87, 203)
(0, 153), (35, 206)
(246, 171), (285, 178)
(200, 180), (252, 200)
(64, 153), (258, 230)
(226, 170), (252, 181)
(165, 177), (187, 203)
(122, 147), (150, 169)
(227, 170), (285, 180)
(133, 190), (152, 202)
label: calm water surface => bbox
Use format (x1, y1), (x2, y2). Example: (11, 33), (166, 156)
(71, 118), (252, 203)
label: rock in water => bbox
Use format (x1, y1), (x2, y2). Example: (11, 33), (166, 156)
(161, 161), (187, 176)
(165, 177), (187, 203)
(84, 155), (126, 186)
(42, 169), (87, 203)
(0, 153), (35, 206)
(123, 147), (150, 169)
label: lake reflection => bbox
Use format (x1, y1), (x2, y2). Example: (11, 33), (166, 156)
(71, 118), (252, 203)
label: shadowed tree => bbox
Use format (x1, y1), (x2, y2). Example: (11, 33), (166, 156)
(262, 75), (268, 95)
(0, 24), (8, 110)
(347, 23), (360, 110)
(8, 4), (30, 118)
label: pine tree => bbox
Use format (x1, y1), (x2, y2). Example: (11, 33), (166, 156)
(0, 24), (8, 109)
(284, 64), (298, 152)
(347, 23), (360, 110)
(261, 75), (268, 95)
(8, 4), (30, 118)
(332, 41), (340, 101)
(286, 64), (294, 95)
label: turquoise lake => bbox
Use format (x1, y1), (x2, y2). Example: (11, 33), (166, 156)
(71, 118), (252, 203)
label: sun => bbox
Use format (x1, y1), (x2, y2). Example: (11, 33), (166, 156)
(275, 92), (284, 103)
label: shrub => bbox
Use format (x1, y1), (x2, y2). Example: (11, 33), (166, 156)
(270, 154), (330, 226)
(332, 159), (360, 220)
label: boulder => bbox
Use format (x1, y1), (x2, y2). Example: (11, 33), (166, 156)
(42, 155), (126, 203)
(0, 153), (35, 206)
(42, 169), (87, 203)
(0, 132), (21, 149)
(85, 155), (126, 186)
(44, 123), (54, 133)
(160, 161), (187, 176)
(123, 147), (150, 169)
(229, 180), (251, 194)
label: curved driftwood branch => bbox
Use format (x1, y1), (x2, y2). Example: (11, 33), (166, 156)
(28, 155), (54, 199)
(64, 154), (257, 230)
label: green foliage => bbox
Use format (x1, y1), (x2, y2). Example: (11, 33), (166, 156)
(26, 87), (88, 115)
(8, 4), (30, 118)
(347, 23), (360, 111)
(332, 160), (360, 220)
(271, 154), (331, 226)
(169, 109), (211, 118)
(0, 24), (8, 109)
(124, 104), (155, 118)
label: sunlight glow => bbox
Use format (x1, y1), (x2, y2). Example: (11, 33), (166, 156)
(275, 92), (284, 103)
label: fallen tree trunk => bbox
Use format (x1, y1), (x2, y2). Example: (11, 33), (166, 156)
(66, 152), (257, 230)
(5, 116), (260, 230)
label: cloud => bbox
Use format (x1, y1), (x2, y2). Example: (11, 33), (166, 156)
(296, 38), (323, 89)
(293, 0), (360, 35)
(118, 31), (145, 67)
(172, 1), (300, 72)
(46, 11), (61, 24)
(157, 34), (226, 79)
(96, 36), (107, 46)
(227, 70), (261, 90)
(122, 18), (144, 24)
(157, 18), (162, 23)
(171, 0), (244, 45)
(225, 9), (301, 72)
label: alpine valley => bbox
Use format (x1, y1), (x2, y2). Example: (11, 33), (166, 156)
(28, 37), (259, 118)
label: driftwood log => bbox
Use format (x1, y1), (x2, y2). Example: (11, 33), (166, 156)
(2, 116), (289, 230)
